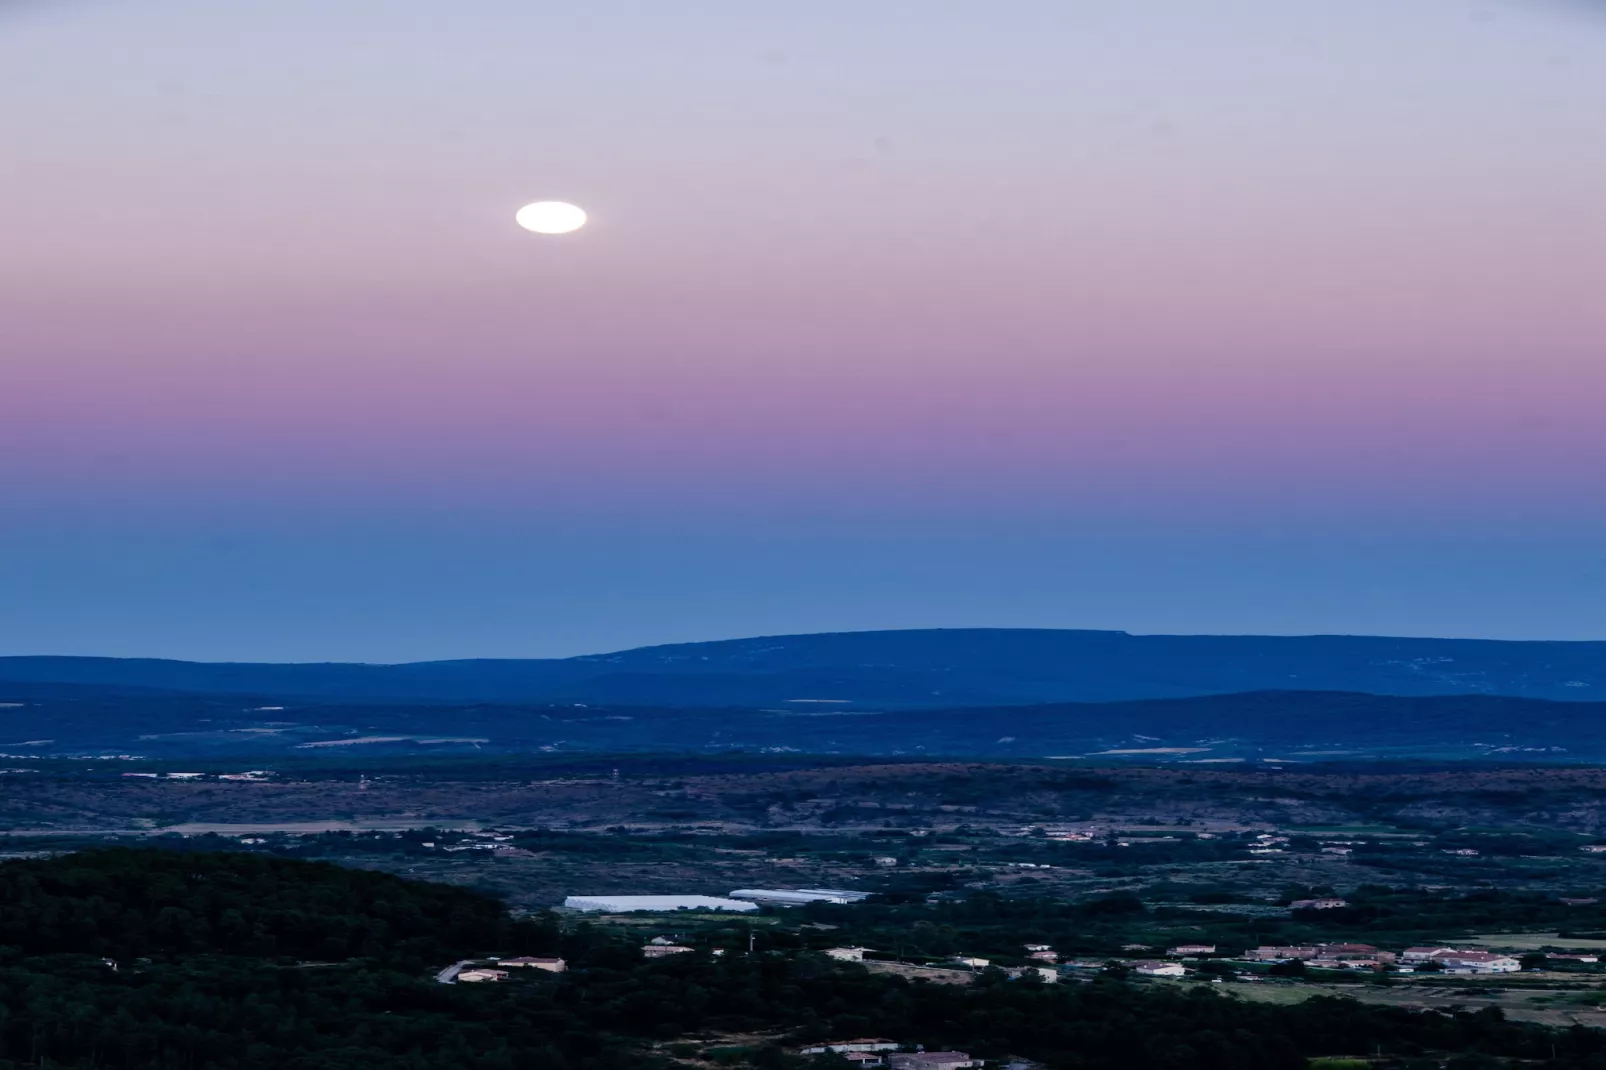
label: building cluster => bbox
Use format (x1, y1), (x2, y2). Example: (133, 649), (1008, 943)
(1240, 943), (1521, 974)
(799, 1041), (978, 1069)
(1245, 943), (1395, 969)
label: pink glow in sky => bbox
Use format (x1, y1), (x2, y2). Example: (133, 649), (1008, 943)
(2, 0), (1605, 658)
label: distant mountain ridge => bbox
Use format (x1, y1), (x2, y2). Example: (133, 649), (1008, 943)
(3, 628), (1606, 707)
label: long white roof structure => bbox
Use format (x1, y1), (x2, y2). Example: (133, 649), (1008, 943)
(728, 888), (872, 906)
(562, 894), (758, 913)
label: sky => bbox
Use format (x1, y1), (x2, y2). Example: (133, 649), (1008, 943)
(3, 0), (1605, 661)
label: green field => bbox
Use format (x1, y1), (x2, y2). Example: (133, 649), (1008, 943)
(1468, 931), (1606, 951)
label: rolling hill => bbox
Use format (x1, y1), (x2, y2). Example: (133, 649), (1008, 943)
(3, 628), (1606, 708)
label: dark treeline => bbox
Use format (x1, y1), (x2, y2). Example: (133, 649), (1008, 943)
(3, 850), (1606, 1069)
(0, 848), (558, 967)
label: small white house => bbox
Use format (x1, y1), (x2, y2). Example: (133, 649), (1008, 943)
(458, 969), (509, 983)
(1402, 947), (1456, 963)
(1434, 951), (1521, 974)
(497, 956), (567, 973)
(1134, 961), (1187, 977)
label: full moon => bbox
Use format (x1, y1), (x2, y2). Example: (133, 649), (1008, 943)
(515, 201), (588, 235)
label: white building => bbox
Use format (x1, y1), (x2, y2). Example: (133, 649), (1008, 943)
(497, 957), (567, 972)
(1432, 951), (1521, 974)
(1401, 947), (1455, 963)
(563, 895), (758, 913)
(1134, 961), (1187, 977)
(951, 956), (990, 969)
(825, 947), (868, 962)
(458, 969), (508, 983)
(728, 888), (871, 906)
(1245, 946), (1320, 962)
(642, 944), (694, 958)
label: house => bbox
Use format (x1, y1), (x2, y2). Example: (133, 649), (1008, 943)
(1429, 951), (1520, 974)
(1402, 947), (1457, 963)
(874, 857), (900, 867)
(1023, 944), (1052, 953)
(1245, 946), (1320, 962)
(1134, 961), (1186, 977)
(825, 947), (868, 962)
(1289, 898), (1349, 910)
(1028, 951), (1058, 963)
(952, 956), (991, 969)
(801, 1039), (900, 1055)
(1167, 944), (1216, 957)
(1315, 944), (1394, 964)
(642, 943), (694, 958)
(457, 969), (508, 983)
(1325, 957), (1385, 970)
(1007, 966), (1058, 983)
(888, 1052), (977, 1070)
(497, 956), (567, 973)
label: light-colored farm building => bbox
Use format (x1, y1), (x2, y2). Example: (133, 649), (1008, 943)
(562, 895), (758, 913)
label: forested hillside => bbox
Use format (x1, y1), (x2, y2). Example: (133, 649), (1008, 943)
(1, 850), (1605, 1068)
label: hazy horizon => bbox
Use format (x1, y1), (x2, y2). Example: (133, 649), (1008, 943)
(11, 622), (1606, 666)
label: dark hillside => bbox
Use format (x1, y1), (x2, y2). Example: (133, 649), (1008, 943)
(0, 849), (1596, 1070)
(0, 848), (536, 964)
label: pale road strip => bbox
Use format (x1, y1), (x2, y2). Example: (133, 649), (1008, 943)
(436, 960), (473, 984)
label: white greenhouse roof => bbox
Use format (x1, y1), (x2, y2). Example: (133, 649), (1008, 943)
(728, 888), (872, 905)
(562, 895), (759, 913)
